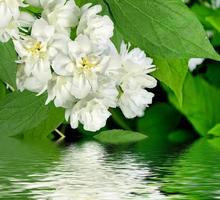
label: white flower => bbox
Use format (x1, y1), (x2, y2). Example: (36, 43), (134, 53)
(18, 11), (36, 28)
(14, 18), (68, 93)
(65, 77), (118, 132)
(117, 42), (157, 118)
(14, 19), (53, 82)
(17, 64), (48, 93)
(188, 58), (204, 71)
(52, 34), (110, 99)
(0, 0), (26, 42)
(46, 74), (75, 108)
(0, 0), (24, 26)
(66, 98), (111, 132)
(212, 0), (220, 8)
(95, 77), (118, 109)
(77, 3), (114, 50)
(118, 88), (155, 119)
(0, 20), (19, 42)
(25, 0), (41, 7)
(42, 0), (80, 35)
(9, 2), (158, 132)
(0, 12), (36, 43)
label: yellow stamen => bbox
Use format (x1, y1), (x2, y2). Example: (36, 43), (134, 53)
(81, 56), (99, 70)
(28, 41), (42, 54)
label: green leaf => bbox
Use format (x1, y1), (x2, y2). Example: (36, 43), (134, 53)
(0, 40), (17, 88)
(105, 0), (219, 60)
(20, 5), (43, 14)
(191, 4), (213, 29)
(153, 59), (188, 105)
(206, 11), (220, 33)
(137, 102), (181, 135)
(94, 129), (147, 144)
(0, 91), (64, 137)
(208, 124), (220, 137)
(21, 104), (65, 139)
(168, 129), (195, 144)
(169, 73), (220, 136)
(110, 108), (132, 130)
(204, 62), (220, 89)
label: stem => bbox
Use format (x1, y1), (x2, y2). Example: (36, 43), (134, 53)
(6, 84), (15, 92)
(55, 128), (66, 139)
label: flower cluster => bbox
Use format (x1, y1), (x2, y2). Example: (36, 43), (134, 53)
(1, 0), (157, 131)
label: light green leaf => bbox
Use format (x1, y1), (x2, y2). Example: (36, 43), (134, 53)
(0, 91), (64, 137)
(208, 124), (220, 137)
(191, 4), (213, 29)
(153, 59), (188, 105)
(206, 12), (220, 33)
(21, 104), (65, 139)
(105, 0), (219, 60)
(20, 5), (43, 14)
(94, 130), (147, 144)
(0, 40), (17, 88)
(137, 102), (181, 135)
(169, 73), (220, 136)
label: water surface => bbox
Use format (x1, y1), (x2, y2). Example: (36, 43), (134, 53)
(0, 135), (220, 199)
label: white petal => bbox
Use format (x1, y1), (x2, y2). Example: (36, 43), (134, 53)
(25, 0), (41, 7)
(81, 100), (111, 132)
(71, 73), (91, 99)
(52, 53), (74, 76)
(0, 3), (12, 28)
(18, 12), (36, 27)
(31, 18), (55, 42)
(188, 58), (204, 71)
(118, 89), (154, 119)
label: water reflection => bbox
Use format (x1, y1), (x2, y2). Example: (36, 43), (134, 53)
(0, 136), (219, 199)
(12, 142), (166, 200)
(161, 138), (220, 200)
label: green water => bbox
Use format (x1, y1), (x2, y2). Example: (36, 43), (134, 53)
(0, 135), (220, 200)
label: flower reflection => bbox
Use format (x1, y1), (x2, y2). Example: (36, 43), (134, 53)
(13, 142), (166, 200)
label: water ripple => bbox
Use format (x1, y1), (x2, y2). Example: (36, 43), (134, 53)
(0, 137), (220, 199)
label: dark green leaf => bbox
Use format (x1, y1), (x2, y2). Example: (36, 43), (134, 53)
(168, 129), (195, 144)
(204, 62), (220, 89)
(137, 102), (181, 135)
(110, 108), (132, 130)
(94, 129), (147, 144)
